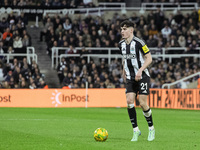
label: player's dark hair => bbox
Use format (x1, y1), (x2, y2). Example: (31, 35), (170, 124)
(120, 20), (135, 28)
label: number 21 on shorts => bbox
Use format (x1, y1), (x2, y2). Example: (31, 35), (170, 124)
(141, 82), (147, 90)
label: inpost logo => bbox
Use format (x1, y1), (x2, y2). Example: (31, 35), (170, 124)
(51, 90), (62, 107)
(0, 95), (11, 102)
(51, 90), (89, 107)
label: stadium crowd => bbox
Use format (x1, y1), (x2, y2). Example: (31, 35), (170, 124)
(0, 4), (200, 89)
(39, 7), (200, 88)
(141, 0), (199, 2)
(41, 8), (200, 52)
(0, 12), (47, 89)
(0, 0), (125, 7)
(0, 0), (96, 7)
(0, 0), (126, 8)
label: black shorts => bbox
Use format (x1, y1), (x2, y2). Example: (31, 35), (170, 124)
(125, 76), (150, 95)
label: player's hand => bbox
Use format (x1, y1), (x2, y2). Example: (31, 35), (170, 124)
(135, 69), (142, 81)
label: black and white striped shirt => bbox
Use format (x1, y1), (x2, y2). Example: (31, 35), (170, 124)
(118, 36), (150, 80)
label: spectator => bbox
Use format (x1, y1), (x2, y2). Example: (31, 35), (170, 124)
(147, 35), (158, 47)
(169, 35), (179, 47)
(131, 12), (140, 25)
(5, 70), (12, 82)
(186, 36), (192, 47)
(83, 0), (96, 7)
(2, 27), (13, 47)
(62, 72), (73, 87)
(79, 20), (88, 31)
(7, 12), (16, 25)
(7, 46), (15, 61)
(38, 78), (47, 88)
(63, 19), (72, 31)
(189, 40), (199, 54)
(191, 9), (199, 25)
(17, 13), (28, 26)
(173, 11), (184, 25)
(188, 25), (197, 37)
(22, 35), (30, 47)
(52, 0), (61, 7)
(40, 17), (53, 42)
(0, 41), (5, 55)
(22, 30), (31, 45)
(42, 0), (51, 7)
(0, 17), (9, 33)
(18, 0), (26, 6)
(161, 24), (172, 42)
(148, 24), (158, 38)
(13, 36), (23, 49)
(12, 0), (18, 6)
(178, 35), (186, 47)
(155, 7), (165, 31)
(186, 18), (194, 30)
(2, 81), (10, 88)
(55, 24), (64, 36)
(65, 45), (77, 54)
(147, 10), (155, 23)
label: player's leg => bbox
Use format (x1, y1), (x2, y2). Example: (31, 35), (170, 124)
(139, 95), (155, 141)
(126, 92), (141, 141)
(126, 79), (142, 141)
(126, 92), (138, 129)
(138, 77), (155, 141)
(139, 95), (154, 128)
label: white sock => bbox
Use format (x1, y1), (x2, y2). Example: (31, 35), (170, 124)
(143, 109), (152, 117)
(149, 126), (154, 131)
(133, 126), (139, 132)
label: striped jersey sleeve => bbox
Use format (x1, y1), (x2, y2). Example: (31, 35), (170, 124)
(134, 36), (150, 55)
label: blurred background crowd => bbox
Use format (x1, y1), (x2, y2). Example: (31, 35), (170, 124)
(0, 0), (200, 89)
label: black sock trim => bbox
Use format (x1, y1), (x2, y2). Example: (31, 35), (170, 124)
(143, 108), (150, 113)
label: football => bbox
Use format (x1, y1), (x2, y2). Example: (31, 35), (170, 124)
(94, 128), (108, 142)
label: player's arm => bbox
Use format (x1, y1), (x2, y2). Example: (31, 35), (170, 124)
(122, 57), (126, 82)
(135, 45), (152, 81)
(140, 52), (152, 71)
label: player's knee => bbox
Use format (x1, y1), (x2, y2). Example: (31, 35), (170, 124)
(126, 97), (133, 104)
(126, 94), (135, 105)
(139, 101), (146, 108)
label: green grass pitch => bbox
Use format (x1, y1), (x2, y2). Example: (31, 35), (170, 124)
(0, 107), (199, 150)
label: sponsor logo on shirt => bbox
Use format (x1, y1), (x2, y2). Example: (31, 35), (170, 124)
(123, 54), (136, 59)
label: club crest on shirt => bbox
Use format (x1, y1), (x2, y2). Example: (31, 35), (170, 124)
(130, 46), (134, 51)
